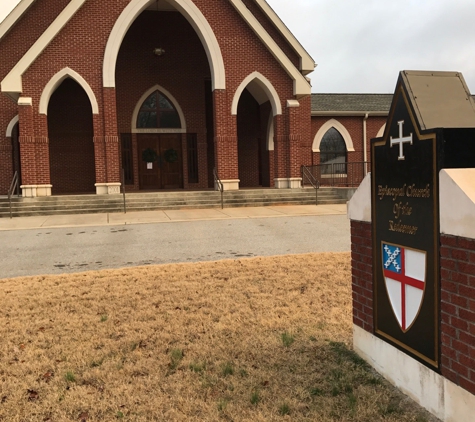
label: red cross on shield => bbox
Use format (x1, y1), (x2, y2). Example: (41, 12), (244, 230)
(382, 242), (426, 332)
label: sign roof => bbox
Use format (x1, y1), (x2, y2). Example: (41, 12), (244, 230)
(401, 70), (475, 130)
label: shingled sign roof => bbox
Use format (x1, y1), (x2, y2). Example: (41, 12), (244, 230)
(311, 93), (393, 114)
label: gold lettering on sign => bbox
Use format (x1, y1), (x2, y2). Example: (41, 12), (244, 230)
(378, 184), (431, 201)
(393, 202), (412, 219)
(388, 220), (418, 235)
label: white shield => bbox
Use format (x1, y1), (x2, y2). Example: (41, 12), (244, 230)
(382, 242), (426, 332)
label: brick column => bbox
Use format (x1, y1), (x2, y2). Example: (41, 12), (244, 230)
(298, 95), (313, 167)
(18, 97), (52, 197)
(440, 234), (475, 395)
(273, 113), (289, 188)
(95, 88), (121, 194)
(350, 220), (374, 332)
(213, 89), (239, 190)
(287, 100), (302, 187)
(0, 138), (13, 194)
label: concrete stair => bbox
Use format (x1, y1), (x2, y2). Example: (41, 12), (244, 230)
(0, 188), (347, 218)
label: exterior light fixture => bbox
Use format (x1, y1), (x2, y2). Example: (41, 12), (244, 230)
(153, 47), (165, 56)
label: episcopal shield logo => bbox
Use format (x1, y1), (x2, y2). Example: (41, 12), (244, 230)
(382, 242), (426, 332)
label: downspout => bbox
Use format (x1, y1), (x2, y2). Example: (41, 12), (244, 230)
(363, 113), (369, 175)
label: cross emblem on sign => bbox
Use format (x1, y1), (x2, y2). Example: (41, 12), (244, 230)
(390, 120), (413, 160)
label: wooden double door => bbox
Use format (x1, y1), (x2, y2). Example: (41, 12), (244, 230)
(138, 134), (183, 190)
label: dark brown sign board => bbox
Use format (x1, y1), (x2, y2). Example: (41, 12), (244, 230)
(371, 71), (475, 369)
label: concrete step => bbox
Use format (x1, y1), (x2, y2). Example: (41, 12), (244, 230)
(0, 188), (348, 218)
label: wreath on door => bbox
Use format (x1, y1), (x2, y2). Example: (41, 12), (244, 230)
(164, 148), (179, 163)
(142, 148), (159, 163)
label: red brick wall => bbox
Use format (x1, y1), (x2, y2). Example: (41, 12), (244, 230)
(440, 234), (475, 395)
(351, 220), (374, 333)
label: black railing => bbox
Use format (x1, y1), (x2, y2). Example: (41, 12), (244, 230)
(121, 168), (127, 214)
(301, 165), (320, 205)
(8, 171), (20, 219)
(213, 167), (224, 209)
(302, 162), (369, 188)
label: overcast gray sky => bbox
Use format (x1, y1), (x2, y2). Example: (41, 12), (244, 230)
(1, 0), (475, 94)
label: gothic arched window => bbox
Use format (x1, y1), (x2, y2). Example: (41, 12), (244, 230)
(320, 127), (347, 174)
(137, 90), (181, 129)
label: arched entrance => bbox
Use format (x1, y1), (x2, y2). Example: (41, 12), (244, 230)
(233, 73), (282, 188)
(114, 2), (214, 190)
(47, 79), (95, 194)
(237, 89), (271, 187)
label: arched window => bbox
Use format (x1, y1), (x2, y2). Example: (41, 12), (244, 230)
(320, 127), (347, 174)
(137, 90), (181, 129)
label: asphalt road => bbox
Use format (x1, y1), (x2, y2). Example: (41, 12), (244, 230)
(0, 214), (350, 279)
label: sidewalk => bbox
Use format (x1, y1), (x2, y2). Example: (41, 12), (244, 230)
(0, 204), (347, 231)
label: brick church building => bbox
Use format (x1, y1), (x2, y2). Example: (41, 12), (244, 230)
(0, 0), (389, 197)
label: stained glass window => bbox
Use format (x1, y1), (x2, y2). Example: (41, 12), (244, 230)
(137, 91), (181, 129)
(320, 127), (347, 174)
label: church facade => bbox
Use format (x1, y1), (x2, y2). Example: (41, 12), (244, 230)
(0, 0), (390, 197)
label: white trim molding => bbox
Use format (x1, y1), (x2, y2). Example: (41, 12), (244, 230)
(274, 177), (302, 189)
(228, 0), (311, 98)
(440, 168), (475, 239)
(267, 113), (274, 151)
(20, 184), (52, 197)
(347, 173), (371, 223)
(18, 97), (32, 106)
(95, 183), (121, 195)
(131, 84), (186, 133)
(1, 0), (87, 100)
(287, 99), (300, 108)
(253, 0), (315, 75)
(219, 179), (240, 191)
(103, 0), (225, 91)
(231, 71), (282, 117)
(6, 115), (19, 137)
(376, 123), (386, 138)
(39, 68), (99, 115)
(0, 0), (36, 41)
(312, 119), (355, 152)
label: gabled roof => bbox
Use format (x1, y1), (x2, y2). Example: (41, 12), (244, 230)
(311, 93), (393, 115)
(228, 0), (312, 97)
(1, 0), (314, 98)
(252, 0), (315, 75)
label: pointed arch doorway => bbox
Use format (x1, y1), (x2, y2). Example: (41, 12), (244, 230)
(135, 89), (184, 189)
(47, 78), (95, 194)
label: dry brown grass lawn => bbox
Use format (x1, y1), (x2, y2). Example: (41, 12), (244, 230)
(0, 253), (438, 421)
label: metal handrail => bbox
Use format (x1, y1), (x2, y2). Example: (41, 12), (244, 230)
(213, 167), (224, 209)
(301, 165), (320, 205)
(8, 171), (20, 219)
(121, 168), (127, 214)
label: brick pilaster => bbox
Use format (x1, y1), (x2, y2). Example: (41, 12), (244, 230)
(350, 220), (374, 332)
(440, 234), (475, 395)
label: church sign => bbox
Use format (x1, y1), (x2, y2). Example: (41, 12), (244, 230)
(372, 72), (442, 369)
(372, 70), (475, 369)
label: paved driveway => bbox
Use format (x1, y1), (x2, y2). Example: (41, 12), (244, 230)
(0, 212), (349, 279)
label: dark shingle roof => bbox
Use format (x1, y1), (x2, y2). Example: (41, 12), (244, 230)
(311, 93), (393, 114)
